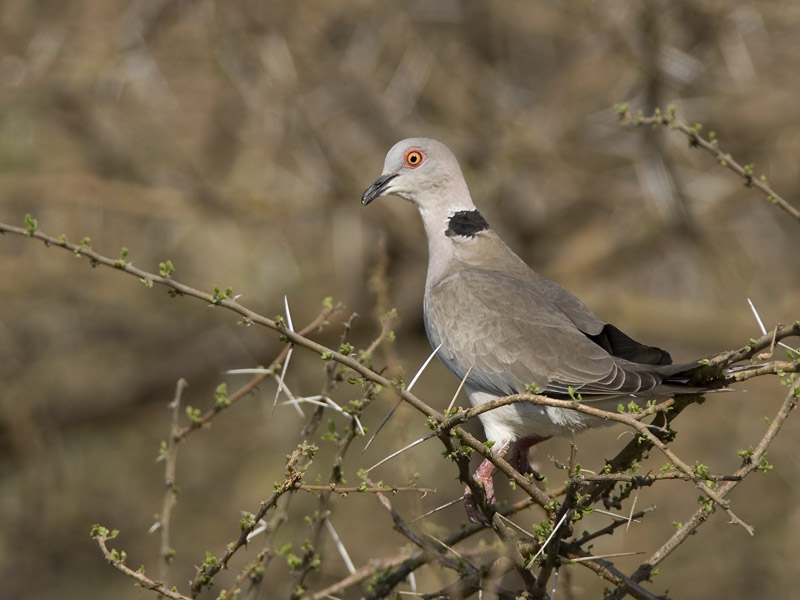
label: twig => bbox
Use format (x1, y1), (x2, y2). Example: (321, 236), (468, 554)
(157, 378), (187, 580)
(7, 218), (800, 598)
(618, 105), (800, 221)
(375, 492), (479, 575)
(448, 391), (767, 532)
(559, 544), (662, 600)
(604, 384), (799, 599)
(175, 302), (340, 439)
(92, 529), (192, 600)
(299, 484), (434, 494)
(575, 472), (741, 484)
(573, 507), (657, 546)
(726, 361), (799, 382)
(292, 393), (370, 595)
(189, 442), (316, 597)
(308, 554), (411, 600)
(222, 550), (268, 600)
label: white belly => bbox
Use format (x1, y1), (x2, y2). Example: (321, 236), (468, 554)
(466, 389), (617, 442)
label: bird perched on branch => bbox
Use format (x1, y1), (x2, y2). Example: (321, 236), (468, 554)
(361, 138), (724, 522)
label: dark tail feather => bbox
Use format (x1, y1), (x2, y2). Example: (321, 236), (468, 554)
(587, 323), (673, 366)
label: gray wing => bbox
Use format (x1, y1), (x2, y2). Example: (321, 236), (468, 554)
(528, 270), (672, 366)
(424, 268), (673, 400)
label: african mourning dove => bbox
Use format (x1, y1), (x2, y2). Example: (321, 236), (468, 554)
(362, 138), (722, 521)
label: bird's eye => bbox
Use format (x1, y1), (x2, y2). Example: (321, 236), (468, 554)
(404, 149), (425, 168)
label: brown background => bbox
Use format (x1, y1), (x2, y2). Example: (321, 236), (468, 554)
(1, 1), (799, 598)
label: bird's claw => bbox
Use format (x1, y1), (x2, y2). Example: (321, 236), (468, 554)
(464, 487), (494, 526)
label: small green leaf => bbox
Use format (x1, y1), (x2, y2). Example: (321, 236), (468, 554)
(214, 383), (229, 408)
(24, 213), (38, 236)
(613, 102), (629, 116)
(159, 260), (175, 278)
(74, 237), (91, 255)
(114, 247), (129, 268)
(210, 285), (234, 304)
(186, 406), (202, 423)
(240, 513), (256, 531)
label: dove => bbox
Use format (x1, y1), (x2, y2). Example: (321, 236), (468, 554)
(361, 138), (720, 521)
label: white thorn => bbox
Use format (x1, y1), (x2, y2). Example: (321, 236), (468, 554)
(283, 295), (295, 332)
(747, 298), (767, 335)
(325, 519), (356, 574)
(408, 495), (465, 523)
(273, 296), (301, 415)
(407, 343), (442, 391)
(362, 397), (402, 453)
(246, 518), (268, 542)
(526, 511), (569, 569)
(568, 551), (645, 563)
(747, 298), (795, 353)
(275, 346), (295, 413)
(447, 363), (473, 414)
(626, 490), (639, 532)
(592, 507), (645, 523)
(365, 433), (436, 473)
(363, 344), (442, 453)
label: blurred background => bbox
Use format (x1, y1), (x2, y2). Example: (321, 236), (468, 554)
(1, 1), (799, 598)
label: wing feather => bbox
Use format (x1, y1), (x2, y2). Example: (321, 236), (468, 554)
(424, 268), (671, 401)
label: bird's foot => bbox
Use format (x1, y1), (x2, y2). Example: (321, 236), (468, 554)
(463, 443), (507, 524)
(463, 487), (490, 525)
(463, 437), (550, 523)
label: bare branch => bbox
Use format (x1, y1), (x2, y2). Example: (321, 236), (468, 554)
(157, 378), (187, 580)
(618, 105), (800, 221)
(92, 529), (192, 600)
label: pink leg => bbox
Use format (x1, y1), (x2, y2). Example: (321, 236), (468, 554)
(510, 435), (550, 479)
(464, 440), (509, 523)
(464, 436), (550, 524)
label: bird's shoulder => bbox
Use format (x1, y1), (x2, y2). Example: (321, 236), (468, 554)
(426, 263), (672, 369)
(426, 259), (604, 336)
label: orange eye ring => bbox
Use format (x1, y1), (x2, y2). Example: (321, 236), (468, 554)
(404, 149), (425, 168)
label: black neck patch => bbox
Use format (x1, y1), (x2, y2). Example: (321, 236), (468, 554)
(446, 210), (489, 238)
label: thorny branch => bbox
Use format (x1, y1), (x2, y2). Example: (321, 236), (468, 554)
(93, 527), (192, 600)
(617, 105), (800, 221)
(156, 378), (187, 580)
(604, 385), (799, 599)
(172, 302), (341, 441)
(5, 219), (799, 598)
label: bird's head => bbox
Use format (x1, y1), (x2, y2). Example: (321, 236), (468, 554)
(361, 138), (475, 215)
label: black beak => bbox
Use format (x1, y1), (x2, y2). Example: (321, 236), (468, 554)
(361, 173), (398, 206)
